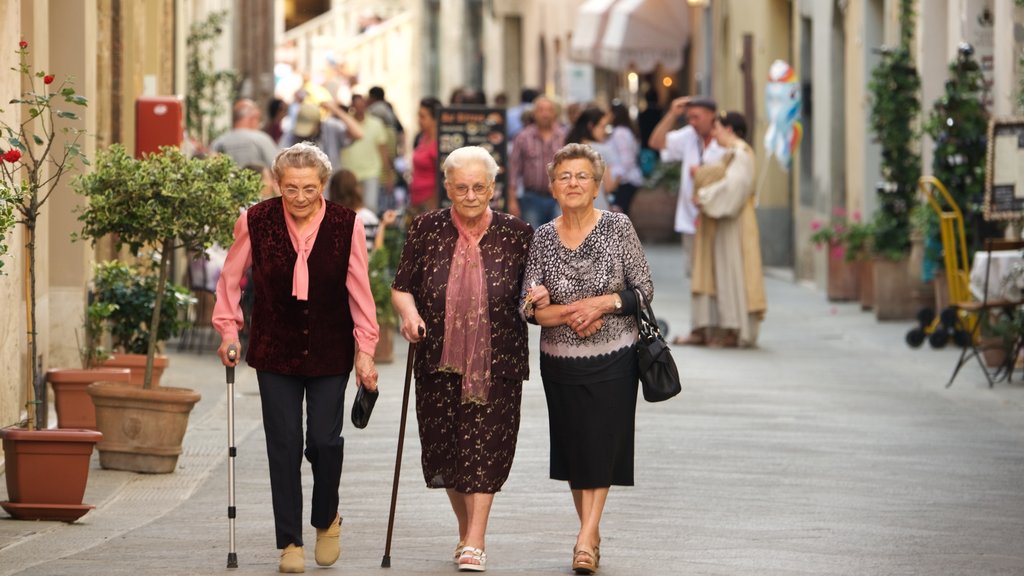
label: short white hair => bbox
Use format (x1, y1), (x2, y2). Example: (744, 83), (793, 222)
(442, 146), (499, 182)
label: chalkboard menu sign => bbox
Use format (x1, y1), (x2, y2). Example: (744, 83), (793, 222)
(984, 117), (1024, 220)
(437, 106), (508, 209)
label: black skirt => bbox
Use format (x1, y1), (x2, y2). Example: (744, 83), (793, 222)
(540, 345), (639, 489)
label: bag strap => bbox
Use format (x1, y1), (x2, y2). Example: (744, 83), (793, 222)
(632, 288), (663, 341)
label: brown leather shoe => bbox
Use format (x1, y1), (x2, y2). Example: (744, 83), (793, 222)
(672, 329), (707, 346)
(279, 544), (304, 573)
(314, 514), (342, 566)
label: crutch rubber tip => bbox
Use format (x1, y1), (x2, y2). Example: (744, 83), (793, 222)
(227, 552), (238, 568)
(381, 556), (391, 568)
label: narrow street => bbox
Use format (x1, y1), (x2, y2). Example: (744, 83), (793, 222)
(2, 243), (1024, 576)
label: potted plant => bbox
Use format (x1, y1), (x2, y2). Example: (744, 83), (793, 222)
(0, 39), (102, 522)
(630, 159), (680, 244)
(73, 144), (260, 473)
(47, 299), (132, 430)
(810, 208), (864, 302)
(867, 0), (922, 321)
(92, 259), (194, 386)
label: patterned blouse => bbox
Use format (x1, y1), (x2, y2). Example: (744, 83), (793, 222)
(522, 211), (654, 360)
(392, 209), (534, 381)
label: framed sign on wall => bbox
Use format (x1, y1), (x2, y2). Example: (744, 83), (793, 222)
(984, 117), (1024, 220)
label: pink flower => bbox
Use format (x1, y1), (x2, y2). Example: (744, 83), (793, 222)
(810, 220), (822, 231)
(19, 40), (28, 49)
(832, 207), (847, 218)
(2, 148), (22, 163)
(852, 210), (862, 222)
(43, 75), (54, 85)
(830, 245), (845, 260)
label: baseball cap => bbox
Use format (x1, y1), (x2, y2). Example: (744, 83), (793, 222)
(293, 103), (321, 138)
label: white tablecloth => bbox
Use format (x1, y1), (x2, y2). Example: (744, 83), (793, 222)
(969, 249), (1024, 302)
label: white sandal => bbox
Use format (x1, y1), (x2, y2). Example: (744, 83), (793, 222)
(457, 547), (487, 572)
(453, 542), (465, 565)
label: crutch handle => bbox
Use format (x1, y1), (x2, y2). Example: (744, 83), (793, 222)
(226, 346), (237, 384)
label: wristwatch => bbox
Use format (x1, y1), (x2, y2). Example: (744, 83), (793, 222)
(613, 294), (622, 312)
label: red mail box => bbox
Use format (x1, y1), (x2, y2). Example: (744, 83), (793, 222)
(135, 97), (183, 158)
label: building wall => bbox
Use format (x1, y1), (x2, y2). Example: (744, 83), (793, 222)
(0, 0), (26, 445)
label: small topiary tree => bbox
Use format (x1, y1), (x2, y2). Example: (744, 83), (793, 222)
(74, 145), (261, 388)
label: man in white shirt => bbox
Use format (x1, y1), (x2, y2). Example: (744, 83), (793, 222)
(648, 96), (726, 344)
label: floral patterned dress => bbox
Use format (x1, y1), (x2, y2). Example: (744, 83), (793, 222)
(521, 211), (653, 489)
(392, 209), (533, 493)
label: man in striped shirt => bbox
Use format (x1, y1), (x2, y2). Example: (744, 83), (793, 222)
(506, 96), (567, 229)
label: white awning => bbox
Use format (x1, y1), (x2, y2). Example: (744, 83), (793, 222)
(570, 0), (690, 73)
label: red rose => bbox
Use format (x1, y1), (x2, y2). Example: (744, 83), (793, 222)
(19, 40), (28, 49)
(43, 75), (54, 85)
(2, 149), (22, 163)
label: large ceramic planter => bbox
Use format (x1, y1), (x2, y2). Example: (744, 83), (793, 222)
(87, 382), (201, 474)
(0, 427), (103, 522)
(375, 326), (395, 364)
(48, 368), (132, 430)
(827, 252), (860, 302)
(100, 353), (169, 387)
(629, 187), (678, 244)
(858, 259), (874, 311)
(873, 257), (917, 320)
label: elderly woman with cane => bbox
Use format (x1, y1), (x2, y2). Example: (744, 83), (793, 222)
(521, 143), (653, 575)
(213, 142), (380, 574)
(391, 145), (542, 572)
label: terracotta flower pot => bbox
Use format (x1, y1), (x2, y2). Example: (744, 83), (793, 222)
(87, 382), (201, 474)
(100, 353), (169, 387)
(827, 252), (860, 302)
(0, 427), (103, 522)
(48, 368), (132, 430)
(858, 259), (874, 311)
(375, 326), (395, 364)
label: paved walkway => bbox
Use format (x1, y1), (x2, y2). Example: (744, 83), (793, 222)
(2, 244), (1024, 575)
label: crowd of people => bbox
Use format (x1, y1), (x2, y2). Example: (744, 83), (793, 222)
(207, 82), (766, 574)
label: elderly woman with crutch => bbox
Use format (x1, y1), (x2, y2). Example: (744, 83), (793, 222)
(390, 145), (544, 571)
(213, 142), (380, 574)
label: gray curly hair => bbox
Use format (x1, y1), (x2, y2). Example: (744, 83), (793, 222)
(273, 142), (333, 184)
(547, 143), (605, 183)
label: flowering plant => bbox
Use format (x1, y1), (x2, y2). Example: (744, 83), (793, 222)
(0, 40), (89, 428)
(810, 208), (873, 262)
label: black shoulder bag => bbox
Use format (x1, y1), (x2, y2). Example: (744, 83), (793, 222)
(633, 289), (682, 402)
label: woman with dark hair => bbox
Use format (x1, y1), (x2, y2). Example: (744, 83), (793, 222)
(409, 97), (443, 216)
(565, 106), (617, 210)
(689, 111), (766, 348)
(607, 101), (644, 215)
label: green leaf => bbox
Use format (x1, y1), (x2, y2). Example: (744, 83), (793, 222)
(61, 87), (75, 97)
(8, 137), (24, 151)
(56, 110), (79, 120)
(32, 134), (43, 146)
(70, 95), (88, 106)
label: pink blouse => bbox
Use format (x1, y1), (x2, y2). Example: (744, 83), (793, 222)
(213, 198), (379, 355)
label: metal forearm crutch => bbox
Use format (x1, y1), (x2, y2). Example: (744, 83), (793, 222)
(382, 326), (423, 568)
(226, 345), (239, 569)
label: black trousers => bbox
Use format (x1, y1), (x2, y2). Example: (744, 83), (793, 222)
(257, 371), (348, 549)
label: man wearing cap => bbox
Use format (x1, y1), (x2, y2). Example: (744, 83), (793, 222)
(281, 102), (364, 172)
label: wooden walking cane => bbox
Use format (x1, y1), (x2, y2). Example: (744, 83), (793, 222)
(381, 326), (424, 568)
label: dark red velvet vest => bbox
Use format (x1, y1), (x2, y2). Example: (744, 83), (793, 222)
(245, 198), (356, 376)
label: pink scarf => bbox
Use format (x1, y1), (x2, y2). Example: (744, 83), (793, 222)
(439, 208), (493, 404)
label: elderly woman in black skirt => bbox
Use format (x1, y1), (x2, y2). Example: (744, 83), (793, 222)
(521, 143), (653, 575)
(391, 145), (541, 572)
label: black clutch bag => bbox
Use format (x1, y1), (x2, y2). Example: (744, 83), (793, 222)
(351, 386), (379, 429)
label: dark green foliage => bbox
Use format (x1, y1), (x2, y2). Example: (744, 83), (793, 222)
(867, 0), (921, 261)
(186, 10), (238, 145)
(92, 260), (194, 355)
(922, 44), (989, 279)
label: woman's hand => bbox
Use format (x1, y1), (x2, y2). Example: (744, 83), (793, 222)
(392, 289), (426, 343)
(354, 350), (379, 391)
(217, 339), (241, 367)
(564, 296), (612, 338)
(524, 283), (551, 317)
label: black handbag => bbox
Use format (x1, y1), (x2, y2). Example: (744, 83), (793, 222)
(351, 385), (379, 429)
(633, 289), (682, 402)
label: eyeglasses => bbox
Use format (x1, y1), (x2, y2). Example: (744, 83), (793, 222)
(555, 172), (595, 184)
(281, 186), (321, 199)
(448, 183), (492, 197)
